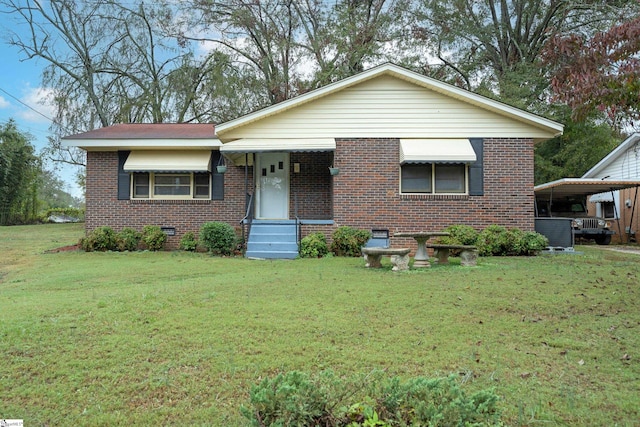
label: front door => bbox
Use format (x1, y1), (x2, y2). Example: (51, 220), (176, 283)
(256, 152), (289, 219)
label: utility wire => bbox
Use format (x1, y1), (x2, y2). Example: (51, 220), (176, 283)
(0, 86), (56, 124)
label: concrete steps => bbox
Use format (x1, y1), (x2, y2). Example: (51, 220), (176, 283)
(245, 220), (299, 259)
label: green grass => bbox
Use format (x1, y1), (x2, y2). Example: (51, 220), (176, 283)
(1, 223), (639, 425)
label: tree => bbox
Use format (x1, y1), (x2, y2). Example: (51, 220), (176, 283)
(543, 13), (640, 130)
(413, 0), (637, 109)
(0, 120), (39, 225)
(1, 0), (243, 168)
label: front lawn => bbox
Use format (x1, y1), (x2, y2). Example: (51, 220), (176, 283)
(1, 223), (638, 425)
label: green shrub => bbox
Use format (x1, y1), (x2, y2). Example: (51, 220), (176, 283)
(510, 230), (549, 256)
(179, 231), (198, 251)
(330, 226), (372, 257)
(300, 232), (328, 258)
(241, 370), (501, 427)
(80, 226), (118, 252)
(141, 225), (167, 251)
(199, 221), (237, 255)
(444, 224), (479, 246)
(116, 227), (141, 251)
(477, 225), (510, 256)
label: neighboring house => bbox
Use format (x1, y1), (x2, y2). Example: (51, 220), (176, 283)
(582, 133), (640, 243)
(63, 63), (563, 257)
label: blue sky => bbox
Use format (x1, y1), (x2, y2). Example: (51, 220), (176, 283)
(0, 14), (83, 199)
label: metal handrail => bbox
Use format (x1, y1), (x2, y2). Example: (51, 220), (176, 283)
(240, 193), (254, 249)
(294, 193), (301, 248)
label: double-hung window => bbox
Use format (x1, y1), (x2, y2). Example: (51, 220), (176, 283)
(401, 163), (467, 194)
(132, 172), (210, 199)
(399, 139), (476, 195)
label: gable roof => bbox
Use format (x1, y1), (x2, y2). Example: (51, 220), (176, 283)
(62, 123), (220, 150)
(64, 123), (216, 139)
(216, 63), (563, 139)
(582, 133), (640, 178)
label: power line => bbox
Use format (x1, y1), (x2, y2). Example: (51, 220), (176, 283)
(0, 86), (56, 124)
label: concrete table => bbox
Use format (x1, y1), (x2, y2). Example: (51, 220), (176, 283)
(393, 232), (450, 268)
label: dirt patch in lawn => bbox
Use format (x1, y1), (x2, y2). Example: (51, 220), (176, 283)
(45, 244), (81, 253)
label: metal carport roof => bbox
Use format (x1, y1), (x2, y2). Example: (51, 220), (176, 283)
(534, 178), (640, 198)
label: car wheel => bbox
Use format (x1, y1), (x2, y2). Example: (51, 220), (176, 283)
(595, 235), (612, 245)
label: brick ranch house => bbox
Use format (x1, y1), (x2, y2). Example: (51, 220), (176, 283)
(63, 63), (563, 257)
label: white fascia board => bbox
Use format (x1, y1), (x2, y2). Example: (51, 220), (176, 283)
(582, 133), (640, 178)
(216, 63), (564, 138)
(62, 138), (222, 150)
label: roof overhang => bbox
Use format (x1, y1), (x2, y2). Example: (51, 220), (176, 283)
(534, 178), (640, 198)
(399, 139), (476, 164)
(62, 138), (222, 151)
(123, 150), (212, 172)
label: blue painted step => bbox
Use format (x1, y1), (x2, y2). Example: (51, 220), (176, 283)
(246, 221), (299, 259)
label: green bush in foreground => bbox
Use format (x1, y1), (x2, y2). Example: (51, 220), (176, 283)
(116, 227), (141, 251)
(199, 221), (237, 255)
(331, 226), (372, 257)
(241, 370), (501, 427)
(179, 231), (198, 251)
(80, 226), (118, 251)
(141, 225), (167, 251)
(300, 232), (328, 258)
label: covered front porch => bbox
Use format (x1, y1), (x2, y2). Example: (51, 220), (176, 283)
(220, 139), (337, 258)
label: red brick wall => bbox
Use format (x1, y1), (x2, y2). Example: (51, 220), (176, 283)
(86, 151), (250, 249)
(290, 151), (333, 219)
(327, 138), (535, 244)
(86, 137), (535, 250)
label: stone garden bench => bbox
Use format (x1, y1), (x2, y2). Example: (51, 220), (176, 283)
(361, 247), (411, 271)
(426, 244), (478, 267)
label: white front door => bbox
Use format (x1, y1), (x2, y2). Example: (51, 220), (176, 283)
(256, 152), (289, 219)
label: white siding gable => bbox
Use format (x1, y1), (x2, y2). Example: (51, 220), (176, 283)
(583, 133), (640, 180)
(220, 74), (558, 141)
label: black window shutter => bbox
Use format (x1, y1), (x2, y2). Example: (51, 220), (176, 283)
(468, 138), (484, 196)
(117, 151), (131, 200)
(211, 151), (224, 200)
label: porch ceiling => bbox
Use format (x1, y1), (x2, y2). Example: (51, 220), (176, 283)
(220, 138), (336, 165)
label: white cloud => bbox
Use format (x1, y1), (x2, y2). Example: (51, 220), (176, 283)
(0, 95), (10, 109)
(16, 86), (56, 124)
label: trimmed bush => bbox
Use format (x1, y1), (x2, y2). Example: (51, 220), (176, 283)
(510, 230), (549, 255)
(477, 225), (510, 256)
(330, 226), (372, 257)
(80, 226), (118, 252)
(443, 224), (479, 246)
(179, 231), (198, 252)
(141, 225), (166, 251)
(241, 370), (501, 426)
(300, 232), (328, 258)
(116, 227), (141, 251)
(200, 221), (237, 255)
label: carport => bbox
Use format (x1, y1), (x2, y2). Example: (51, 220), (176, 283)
(534, 178), (640, 245)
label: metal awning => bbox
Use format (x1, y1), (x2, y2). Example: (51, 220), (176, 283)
(123, 150), (212, 172)
(588, 192), (615, 203)
(399, 139), (477, 164)
(534, 178), (640, 198)
(220, 138), (336, 153)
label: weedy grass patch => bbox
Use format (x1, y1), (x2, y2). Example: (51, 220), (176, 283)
(1, 223), (639, 425)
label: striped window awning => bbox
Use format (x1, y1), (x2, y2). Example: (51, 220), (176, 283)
(399, 139), (477, 164)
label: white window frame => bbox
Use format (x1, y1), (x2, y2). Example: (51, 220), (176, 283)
(400, 163), (469, 195)
(131, 172), (210, 200)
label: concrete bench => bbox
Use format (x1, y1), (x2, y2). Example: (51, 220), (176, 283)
(361, 247), (411, 271)
(426, 244), (478, 267)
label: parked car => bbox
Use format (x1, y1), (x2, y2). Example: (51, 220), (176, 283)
(535, 198), (614, 245)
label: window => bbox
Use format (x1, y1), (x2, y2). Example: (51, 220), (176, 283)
(602, 202), (616, 218)
(401, 164), (467, 194)
(132, 172), (210, 199)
